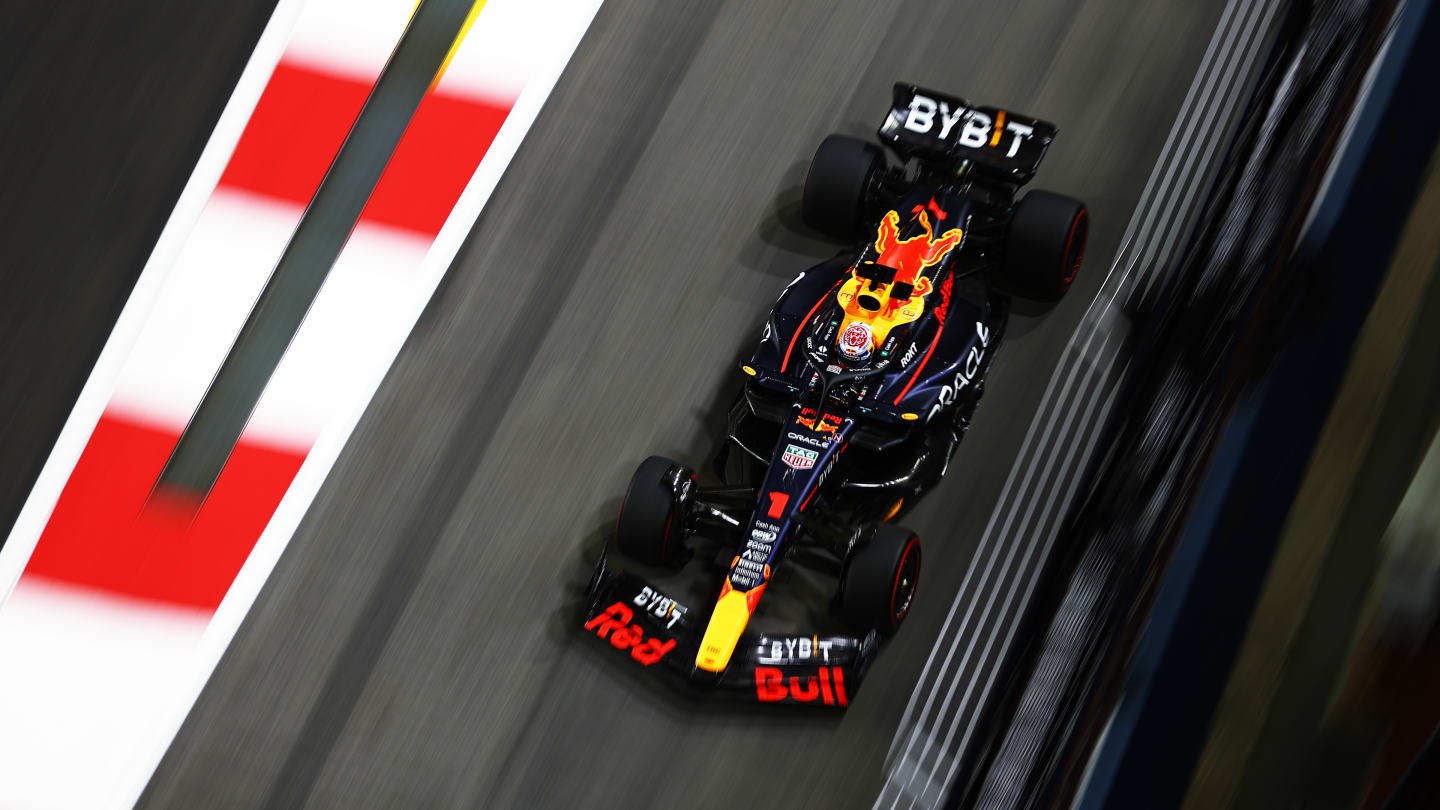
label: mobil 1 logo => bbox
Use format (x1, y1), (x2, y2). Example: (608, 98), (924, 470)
(732, 521), (779, 589)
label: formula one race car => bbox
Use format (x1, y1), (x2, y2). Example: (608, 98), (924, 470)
(583, 84), (1088, 706)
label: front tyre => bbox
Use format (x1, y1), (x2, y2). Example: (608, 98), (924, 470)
(615, 456), (689, 566)
(1001, 190), (1089, 302)
(839, 525), (921, 633)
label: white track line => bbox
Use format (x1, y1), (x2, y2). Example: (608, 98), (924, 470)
(929, 365), (1126, 805)
(898, 0), (1283, 798)
(879, 0), (1280, 804)
(881, 0), (1263, 769)
(1127, 0), (1283, 306)
(909, 6), (1285, 801)
(896, 332), (1120, 808)
(132, 4), (606, 809)
(889, 326), (1117, 797)
(0, 3), (607, 808)
(883, 0), (1259, 782)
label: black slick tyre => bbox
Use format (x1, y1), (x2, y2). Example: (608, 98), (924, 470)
(1002, 190), (1089, 301)
(802, 134), (883, 240)
(840, 525), (921, 633)
(615, 456), (684, 566)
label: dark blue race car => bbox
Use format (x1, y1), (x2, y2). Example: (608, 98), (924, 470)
(584, 84), (1089, 707)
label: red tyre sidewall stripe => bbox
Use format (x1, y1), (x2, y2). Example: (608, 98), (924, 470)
(892, 320), (944, 406)
(1061, 209), (1088, 286)
(781, 280), (841, 373)
(889, 536), (920, 628)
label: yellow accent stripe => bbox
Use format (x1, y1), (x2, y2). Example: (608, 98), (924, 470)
(695, 589), (752, 672)
(431, 0), (487, 90)
(990, 110), (1006, 146)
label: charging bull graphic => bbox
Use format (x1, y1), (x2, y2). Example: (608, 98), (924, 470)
(835, 200), (964, 355)
(876, 199), (964, 281)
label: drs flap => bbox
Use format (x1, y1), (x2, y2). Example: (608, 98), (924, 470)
(878, 83), (1056, 183)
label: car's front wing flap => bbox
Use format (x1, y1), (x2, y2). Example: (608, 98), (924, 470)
(581, 548), (876, 707)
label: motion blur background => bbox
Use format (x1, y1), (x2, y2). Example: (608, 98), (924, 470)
(1, 0), (1438, 808)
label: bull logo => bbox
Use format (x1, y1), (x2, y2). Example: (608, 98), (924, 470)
(834, 200), (963, 350)
(872, 200), (964, 295)
(796, 408), (841, 433)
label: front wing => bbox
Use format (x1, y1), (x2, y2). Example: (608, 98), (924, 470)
(582, 548), (877, 707)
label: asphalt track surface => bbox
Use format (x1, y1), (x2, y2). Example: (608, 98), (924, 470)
(11, 0), (1228, 807)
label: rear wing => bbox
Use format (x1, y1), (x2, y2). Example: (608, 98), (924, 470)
(878, 83), (1056, 184)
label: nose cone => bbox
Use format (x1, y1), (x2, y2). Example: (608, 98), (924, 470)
(695, 588), (752, 673)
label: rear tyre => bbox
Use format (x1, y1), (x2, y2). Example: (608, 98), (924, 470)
(839, 525), (921, 633)
(1001, 190), (1089, 302)
(615, 456), (687, 566)
(802, 134), (884, 240)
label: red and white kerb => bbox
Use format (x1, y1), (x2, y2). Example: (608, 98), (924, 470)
(0, 1), (603, 808)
